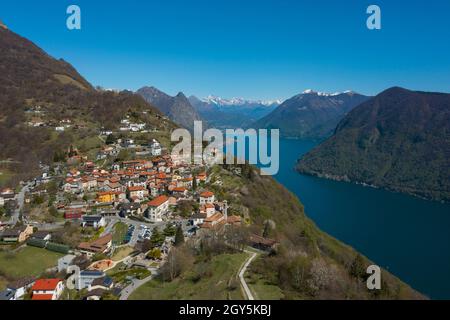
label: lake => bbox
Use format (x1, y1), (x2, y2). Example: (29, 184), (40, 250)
(270, 138), (450, 299)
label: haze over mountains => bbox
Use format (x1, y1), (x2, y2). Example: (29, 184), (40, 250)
(252, 90), (370, 139)
(297, 87), (450, 202)
(137, 86), (201, 131)
(189, 95), (280, 129)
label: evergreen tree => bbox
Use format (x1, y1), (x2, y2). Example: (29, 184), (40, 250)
(174, 226), (185, 247)
(150, 227), (165, 247)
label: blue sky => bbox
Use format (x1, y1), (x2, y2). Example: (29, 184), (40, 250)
(1, 0), (449, 99)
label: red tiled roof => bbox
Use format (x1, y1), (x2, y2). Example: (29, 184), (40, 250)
(32, 279), (61, 291)
(128, 186), (146, 192)
(148, 195), (169, 207)
(32, 294), (54, 300)
(200, 191), (214, 198)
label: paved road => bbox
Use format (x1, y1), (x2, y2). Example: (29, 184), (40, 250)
(119, 270), (156, 300)
(239, 251), (258, 300)
(9, 182), (30, 225)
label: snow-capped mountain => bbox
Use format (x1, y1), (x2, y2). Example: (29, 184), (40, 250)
(200, 95), (282, 107)
(301, 89), (356, 97)
(189, 95), (281, 129)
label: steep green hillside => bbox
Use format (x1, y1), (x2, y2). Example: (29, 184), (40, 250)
(297, 87), (450, 202)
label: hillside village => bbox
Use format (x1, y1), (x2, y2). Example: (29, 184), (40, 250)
(0, 115), (274, 301)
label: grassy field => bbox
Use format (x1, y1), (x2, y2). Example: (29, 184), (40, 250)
(112, 222), (128, 245)
(109, 268), (151, 284)
(129, 253), (248, 300)
(0, 246), (64, 279)
(111, 246), (135, 261)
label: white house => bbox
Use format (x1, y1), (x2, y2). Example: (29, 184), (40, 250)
(147, 195), (169, 222)
(31, 279), (64, 300)
(150, 140), (162, 156)
(199, 191), (215, 205)
(6, 277), (35, 300)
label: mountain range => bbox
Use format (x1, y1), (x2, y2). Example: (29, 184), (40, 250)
(189, 95), (280, 129)
(137, 86), (201, 131)
(252, 90), (370, 139)
(297, 87), (450, 202)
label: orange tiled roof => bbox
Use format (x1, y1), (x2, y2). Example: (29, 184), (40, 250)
(200, 191), (214, 198)
(148, 195), (169, 207)
(32, 294), (54, 300)
(32, 279), (61, 291)
(128, 186), (146, 192)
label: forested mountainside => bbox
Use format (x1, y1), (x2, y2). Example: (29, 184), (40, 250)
(297, 87), (450, 202)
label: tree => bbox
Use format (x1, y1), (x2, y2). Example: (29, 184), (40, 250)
(105, 134), (115, 145)
(192, 176), (197, 191)
(174, 226), (185, 247)
(349, 254), (367, 280)
(148, 248), (162, 260)
(163, 223), (176, 237)
(150, 227), (165, 247)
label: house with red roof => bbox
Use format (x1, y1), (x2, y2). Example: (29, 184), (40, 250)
(31, 279), (64, 300)
(146, 195), (169, 222)
(200, 191), (215, 205)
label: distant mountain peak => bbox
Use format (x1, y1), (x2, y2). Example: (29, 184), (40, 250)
(302, 89), (358, 97)
(200, 95), (282, 107)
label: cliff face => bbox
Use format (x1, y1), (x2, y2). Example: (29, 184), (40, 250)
(297, 87), (450, 202)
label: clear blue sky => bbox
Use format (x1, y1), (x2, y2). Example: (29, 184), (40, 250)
(1, 0), (449, 99)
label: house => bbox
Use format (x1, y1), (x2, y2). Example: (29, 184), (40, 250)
(57, 254), (76, 273)
(74, 270), (106, 290)
(172, 187), (188, 197)
(82, 215), (106, 229)
(97, 191), (126, 204)
(118, 203), (142, 217)
(150, 140), (162, 156)
(31, 279), (64, 300)
(0, 289), (15, 301)
(6, 277), (35, 300)
(83, 288), (106, 300)
(128, 186), (149, 200)
(146, 195), (169, 222)
(89, 276), (114, 291)
(190, 212), (207, 226)
(64, 202), (87, 219)
(0, 196), (4, 207)
(0, 225), (34, 243)
(200, 212), (225, 229)
(249, 234), (279, 252)
(200, 203), (216, 217)
(199, 191), (215, 205)
(31, 231), (52, 242)
(78, 234), (113, 257)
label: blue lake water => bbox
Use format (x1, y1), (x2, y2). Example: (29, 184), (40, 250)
(259, 138), (450, 299)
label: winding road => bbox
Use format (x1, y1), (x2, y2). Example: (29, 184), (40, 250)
(239, 250), (258, 300)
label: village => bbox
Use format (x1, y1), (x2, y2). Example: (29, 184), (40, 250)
(0, 117), (276, 301)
